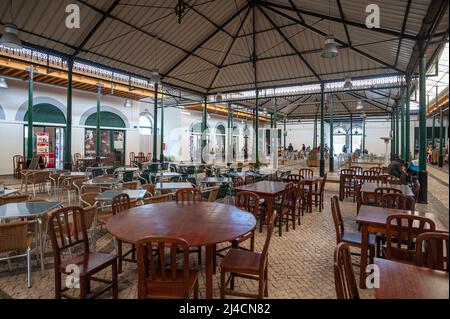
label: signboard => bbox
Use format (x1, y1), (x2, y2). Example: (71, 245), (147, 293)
(36, 132), (49, 167)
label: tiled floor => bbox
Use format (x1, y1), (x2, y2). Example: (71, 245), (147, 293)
(0, 161), (448, 299)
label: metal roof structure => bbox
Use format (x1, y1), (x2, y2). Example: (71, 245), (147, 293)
(0, 0), (448, 119)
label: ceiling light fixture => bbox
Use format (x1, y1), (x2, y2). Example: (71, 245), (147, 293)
(1, 1), (22, 50)
(124, 99), (132, 108)
(343, 77), (353, 89)
(216, 93), (223, 102)
(321, 35), (338, 58)
(356, 101), (364, 110)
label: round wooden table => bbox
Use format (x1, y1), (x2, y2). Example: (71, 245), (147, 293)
(106, 201), (256, 298)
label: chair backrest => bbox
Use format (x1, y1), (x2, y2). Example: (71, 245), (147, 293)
(380, 193), (415, 211)
(112, 193), (131, 215)
(136, 236), (192, 299)
(386, 214), (436, 263)
(129, 152), (135, 163)
(340, 169), (355, 176)
(244, 175), (255, 185)
(350, 166), (363, 174)
(235, 191), (260, 218)
(203, 186), (220, 202)
(80, 192), (100, 208)
(280, 183), (295, 210)
(299, 168), (313, 178)
(0, 194), (30, 204)
(143, 194), (169, 204)
(260, 212), (277, 273)
(374, 187), (402, 205)
(334, 242), (359, 299)
(415, 232), (449, 271)
(285, 174), (303, 182)
(138, 152), (145, 157)
(0, 221), (30, 253)
(175, 188), (203, 203)
(142, 184), (155, 197)
(233, 177), (245, 187)
(368, 166), (383, 174)
(362, 170), (379, 183)
(29, 171), (50, 183)
(330, 195), (344, 243)
(381, 174), (401, 185)
(81, 185), (102, 194)
(48, 206), (89, 266)
(122, 181), (139, 190)
(146, 153), (152, 161)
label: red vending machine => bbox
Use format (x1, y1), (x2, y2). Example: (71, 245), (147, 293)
(36, 132), (50, 167)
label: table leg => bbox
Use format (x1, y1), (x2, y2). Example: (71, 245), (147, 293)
(205, 244), (214, 299)
(38, 217), (45, 273)
(359, 223), (369, 289)
(339, 176), (344, 200)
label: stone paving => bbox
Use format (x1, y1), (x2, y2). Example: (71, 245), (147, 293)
(0, 162), (447, 299)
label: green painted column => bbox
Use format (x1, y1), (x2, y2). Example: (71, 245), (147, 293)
(201, 97), (207, 164)
(283, 119), (287, 150)
(395, 106), (399, 156)
(362, 116), (366, 153)
(439, 105), (444, 167)
(432, 114), (436, 150)
(405, 80), (411, 162)
(313, 115), (317, 148)
(418, 40), (427, 203)
(255, 90), (260, 167)
(227, 102), (232, 165)
(27, 67), (34, 161)
(64, 58), (73, 170)
(319, 83), (325, 177)
(350, 115), (353, 153)
(152, 82), (158, 162)
(329, 94), (334, 172)
(400, 94), (405, 159)
(95, 83), (103, 162)
(390, 111), (394, 160)
(160, 92), (165, 163)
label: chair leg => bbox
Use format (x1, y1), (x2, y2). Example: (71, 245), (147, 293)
(55, 270), (62, 299)
(220, 270), (226, 299)
(26, 247), (32, 288)
(197, 246), (202, 265)
(264, 265), (269, 297)
(193, 279), (199, 299)
(111, 261), (118, 299)
(117, 240), (123, 273)
(230, 273), (235, 290)
(79, 276), (88, 299)
(258, 276), (264, 298)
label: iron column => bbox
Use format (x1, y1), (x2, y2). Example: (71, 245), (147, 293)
(160, 89), (165, 163)
(439, 105), (444, 167)
(329, 94), (334, 172)
(95, 83), (103, 163)
(405, 79), (411, 162)
(201, 96), (207, 164)
(418, 40), (427, 203)
(319, 83), (325, 177)
(64, 58), (73, 170)
(27, 67), (34, 161)
(401, 94), (405, 159)
(152, 82), (158, 162)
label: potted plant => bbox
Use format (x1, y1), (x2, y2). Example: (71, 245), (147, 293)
(307, 149), (319, 167)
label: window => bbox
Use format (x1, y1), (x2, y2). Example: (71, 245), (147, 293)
(139, 114), (153, 135)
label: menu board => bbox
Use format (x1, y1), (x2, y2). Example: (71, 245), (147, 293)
(36, 132), (49, 167)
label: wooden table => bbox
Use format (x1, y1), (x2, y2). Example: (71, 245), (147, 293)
(154, 182), (193, 191)
(356, 205), (448, 288)
(360, 182), (414, 205)
(235, 181), (286, 231)
(303, 176), (320, 213)
(374, 258), (449, 299)
(106, 201), (256, 299)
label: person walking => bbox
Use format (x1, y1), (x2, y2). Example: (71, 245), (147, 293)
(288, 143), (294, 161)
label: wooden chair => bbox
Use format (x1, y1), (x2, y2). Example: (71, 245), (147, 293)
(244, 175), (255, 185)
(380, 193), (416, 211)
(122, 181), (139, 190)
(146, 153), (152, 162)
(202, 186), (220, 202)
(13, 155), (23, 178)
(0, 194), (30, 205)
(350, 166), (363, 174)
(273, 183), (296, 236)
(311, 173), (327, 212)
(299, 168), (313, 179)
(0, 221), (34, 287)
(415, 232), (449, 271)
(374, 187), (402, 206)
(284, 174), (303, 183)
(384, 214), (436, 264)
(135, 236), (199, 299)
(333, 242), (359, 299)
(129, 152), (135, 165)
(361, 170), (379, 183)
(175, 188), (203, 203)
(233, 177), (245, 187)
(25, 171), (51, 196)
(330, 195), (375, 263)
(220, 212), (276, 299)
(340, 169), (356, 201)
(381, 174), (401, 185)
(80, 192), (100, 208)
(48, 206), (118, 299)
(80, 185), (102, 194)
(143, 194), (169, 204)
(295, 180), (307, 220)
(368, 166), (383, 175)
(141, 183), (155, 198)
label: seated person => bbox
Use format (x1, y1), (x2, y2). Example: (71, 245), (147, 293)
(388, 155), (407, 179)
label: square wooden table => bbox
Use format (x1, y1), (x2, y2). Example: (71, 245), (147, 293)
(356, 205), (448, 288)
(154, 182), (193, 191)
(234, 181), (286, 232)
(374, 258), (449, 299)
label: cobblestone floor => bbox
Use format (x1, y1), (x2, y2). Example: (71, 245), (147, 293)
(0, 161), (447, 299)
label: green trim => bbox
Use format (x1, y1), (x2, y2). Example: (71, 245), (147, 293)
(86, 111), (126, 128)
(24, 103), (66, 125)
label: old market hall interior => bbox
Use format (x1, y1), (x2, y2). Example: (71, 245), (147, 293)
(0, 0), (448, 300)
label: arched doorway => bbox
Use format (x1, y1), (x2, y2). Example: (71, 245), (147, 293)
(215, 124), (226, 162)
(84, 111), (126, 164)
(189, 122), (209, 162)
(333, 126), (347, 154)
(351, 126), (363, 153)
(23, 103), (66, 169)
